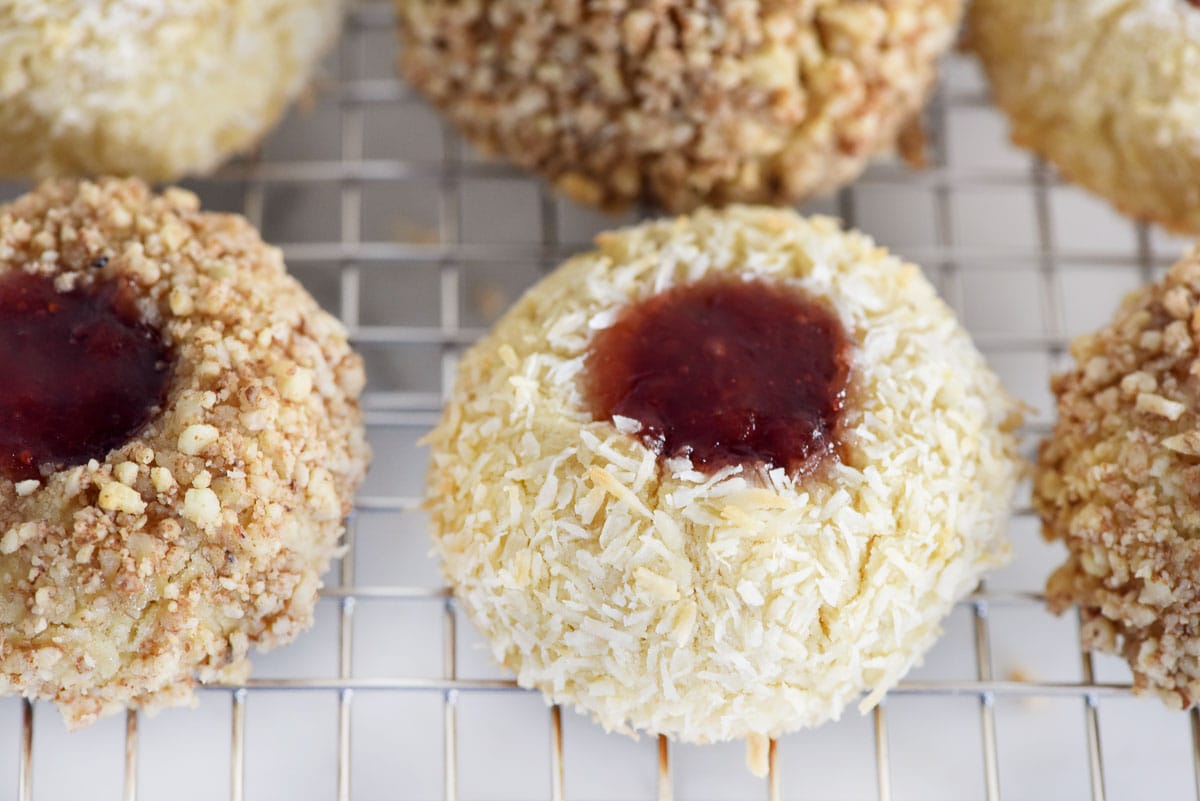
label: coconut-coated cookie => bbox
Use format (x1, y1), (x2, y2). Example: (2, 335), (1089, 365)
(0, 0), (342, 181)
(397, 0), (963, 212)
(970, 0), (1200, 235)
(0, 179), (369, 727)
(1036, 247), (1200, 708)
(425, 206), (1023, 755)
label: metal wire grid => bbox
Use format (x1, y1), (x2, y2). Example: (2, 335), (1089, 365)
(6, 1), (1200, 799)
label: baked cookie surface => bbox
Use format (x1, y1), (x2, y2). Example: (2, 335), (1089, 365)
(425, 206), (1023, 746)
(970, 0), (1200, 234)
(0, 0), (341, 181)
(1036, 247), (1200, 708)
(397, 0), (962, 211)
(0, 178), (369, 727)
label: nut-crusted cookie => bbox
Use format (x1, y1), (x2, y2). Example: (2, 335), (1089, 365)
(0, 0), (341, 181)
(970, 0), (1200, 235)
(1036, 248), (1200, 708)
(0, 179), (369, 727)
(397, 0), (962, 212)
(425, 206), (1022, 758)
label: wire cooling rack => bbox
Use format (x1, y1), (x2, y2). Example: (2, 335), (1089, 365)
(5, 2), (1200, 800)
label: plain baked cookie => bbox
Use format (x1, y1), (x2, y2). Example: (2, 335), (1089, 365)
(425, 206), (1023, 756)
(0, 0), (342, 181)
(397, 0), (963, 212)
(969, 0), (1200, 234)
(0, 178), (369, 727)
(1036, 247), (1200, 708)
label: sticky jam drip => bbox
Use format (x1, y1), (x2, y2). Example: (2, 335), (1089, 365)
(0, 271), (171, 482)
(586, 276), (852, 478)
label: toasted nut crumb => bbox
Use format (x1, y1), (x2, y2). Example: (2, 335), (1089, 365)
(98, 482), (147, 515)
(177, 424), (219, 456)
(1136, 392), (1186, 420)
(114, 461), (139, 485)
(306, 468), (341, 520)
(278, 366), (313, 402)
(0, 522), (38, 555)
(168, 286), (194, 316)
(182, 487), (221, 527)
(150, 467), (176, 493)
(1163, 431), (1200, 455)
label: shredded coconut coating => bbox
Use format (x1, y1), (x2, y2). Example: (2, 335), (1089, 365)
(969, 0), (1200, 235)
(1035, 248), (1200, 709)
(396, 0), (962, 212)
(0, 0), (342, 181)
(0, 179), (369, 728)
(425, 206), (1023, 743)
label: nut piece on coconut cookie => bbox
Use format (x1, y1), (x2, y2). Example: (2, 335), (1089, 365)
(425, 205), (1024, 764)
(397, 0), (963, 211)
(1036, 246), (1200, 709)
(0, 178), (369, 727)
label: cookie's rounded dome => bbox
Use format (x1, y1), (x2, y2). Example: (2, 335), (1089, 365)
(425, 206), (1023, 746)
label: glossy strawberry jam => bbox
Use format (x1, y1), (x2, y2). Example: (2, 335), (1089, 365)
(0, 271), (171, 482)
(586, 276), (851, 477)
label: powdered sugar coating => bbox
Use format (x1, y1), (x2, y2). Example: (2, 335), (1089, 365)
(0, 179), (369, 727)
(397, 0), (962, 212)
(0, 0), (341, 181)
(970, 0), (1200, 234)
(1036, 247), (1200, 709)
(425, 207), (1023, 745)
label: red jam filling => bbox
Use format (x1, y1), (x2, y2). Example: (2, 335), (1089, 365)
(0, 271), (171, 482)
(586, 276), (852, 478)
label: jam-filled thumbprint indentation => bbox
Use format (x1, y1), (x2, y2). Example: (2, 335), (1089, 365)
(586, 276), (852, 477)
(0, 271), (172, 482)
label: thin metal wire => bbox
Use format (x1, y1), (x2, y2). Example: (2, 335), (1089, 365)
(443, 598), (459, 801)
(315, 585), (1049, 605)
(657, 735), (672, 801)
(929, 76), (1002, 801)
(972, 596), (1003, 801)
(929, 82), (963, 314)
(1029, 137), (1111, 801)
(201, 676), (1138, 696)
(550, 706), (565, 801)
(436, 45), (466, 801)
(1191, 709), (1200, 801)
(230, 689), (247, 801)
(336, 519), (357, 801)
(17, 700), (31, 801)
(874, 704), (893, 801)
(336, 53), (363, 780)
(123, 710), (139, 801)
(1080, 647), (1107, 801)
(272, 238), (1153, 271)
(767, 738), (780, 801)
